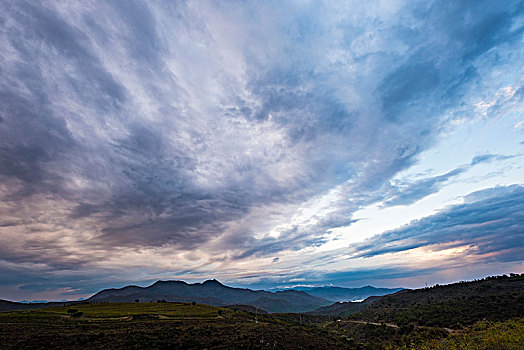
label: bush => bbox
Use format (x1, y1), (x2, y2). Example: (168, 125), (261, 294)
(71, 311), (83, 318)
(67, 309), (78, 314)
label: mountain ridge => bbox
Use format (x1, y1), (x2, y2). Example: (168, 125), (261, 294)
(0, 280), (404, 313)
(87, 279), (332, 313)
(282, 285), (405, 302)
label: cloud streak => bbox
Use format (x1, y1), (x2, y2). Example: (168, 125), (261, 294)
(351, 185), (524, 261)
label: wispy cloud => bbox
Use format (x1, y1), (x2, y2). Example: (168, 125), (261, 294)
(470, 153), (516, 165)
(351, 185), (524, 260)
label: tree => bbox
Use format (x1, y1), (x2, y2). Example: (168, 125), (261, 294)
(135, 299), (139, 303)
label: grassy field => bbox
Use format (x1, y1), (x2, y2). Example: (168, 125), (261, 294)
(37, 302), (221, 318)
(0, 302), (349, 349)
(0, 302), (223, 325)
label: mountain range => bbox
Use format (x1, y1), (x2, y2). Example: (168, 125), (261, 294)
(0, 280), (404, 314)
(87, 279), (332, 313)
(0, 299), (72, 312)
(287, 285), (404, 302)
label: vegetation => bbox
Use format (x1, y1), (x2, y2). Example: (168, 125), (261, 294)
(350, 274), (524, 328)
(398, 317), (524, 350)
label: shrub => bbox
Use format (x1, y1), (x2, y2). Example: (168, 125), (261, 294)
(71, 311), (83, 318)
(67, 309), (78, 314)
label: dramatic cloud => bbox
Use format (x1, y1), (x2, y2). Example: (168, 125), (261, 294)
(0, 0), (523, 300)
(352, 185), (524, 260)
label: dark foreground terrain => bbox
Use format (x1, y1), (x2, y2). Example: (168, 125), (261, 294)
(1, 274), (523, 349)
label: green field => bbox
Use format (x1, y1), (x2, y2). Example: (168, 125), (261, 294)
(0, 302), (224, 326)
(35, 302), (220, 318)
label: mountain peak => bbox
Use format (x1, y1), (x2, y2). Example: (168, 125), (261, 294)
(151, 280), (187, 286)
(202, 279), (223, 286)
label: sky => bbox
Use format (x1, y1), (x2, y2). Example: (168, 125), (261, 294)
(0, 0), (523, 301)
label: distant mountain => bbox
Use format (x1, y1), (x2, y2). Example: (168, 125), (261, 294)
(19, 300), (49, 304)
(0, 299), (76, 312)
(87, 279), (331, 313)
(288, 285), (404, 302)
(308, 296), (381, 317)
(0, 282), (401, 313)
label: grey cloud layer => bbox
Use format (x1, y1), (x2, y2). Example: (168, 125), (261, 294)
(351, 185), (524, 261)
(382, 153), (519, 207)
(0, 0), (523, 297)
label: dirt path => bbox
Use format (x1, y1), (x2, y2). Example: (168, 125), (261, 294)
(339, 319), (399, 328)
(336, 319), (457, 334)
